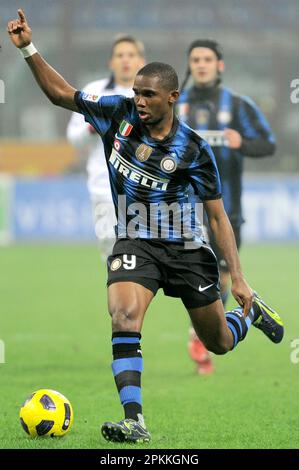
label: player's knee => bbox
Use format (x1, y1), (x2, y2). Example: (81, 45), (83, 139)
(206, 336), (231, 355)
(210, 340), (231, 355)
(110, 303), (140, 331)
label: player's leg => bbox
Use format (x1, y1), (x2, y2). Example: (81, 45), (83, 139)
(102, 281), (154, 443)
(108, 281), (153, 421)
(108, 281), (154, 333)
(181, 251), (240, 356)
(188, 273), (229, 374)
(187, 262), (230, 374)
(101, 239), (162, 443)
(187, 226), (240, 372)
(179, 244), (284, 358)
(187, 299), (244, 354)
(187, 292), (284, 355)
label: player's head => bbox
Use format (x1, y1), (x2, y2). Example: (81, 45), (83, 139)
(108, 35), (145, 86)
(181, 39), (224, 90)
(133, 62), (179, 125)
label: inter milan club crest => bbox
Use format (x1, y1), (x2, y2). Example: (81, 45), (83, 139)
(119, 120), (133, 137)
(110, 258), (122, 271)
(160, 156), (177, 173)
(135, 144), (153, 162)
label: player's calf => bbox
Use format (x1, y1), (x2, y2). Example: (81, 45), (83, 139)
(103, 282), (154, 443)
(188, 300), (234, 355)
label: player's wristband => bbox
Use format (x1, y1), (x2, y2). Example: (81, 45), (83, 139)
(19, 43), (38, 59)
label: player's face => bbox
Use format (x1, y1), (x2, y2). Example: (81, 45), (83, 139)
(133, 75), (178, 125)
(110, 41), (145, 85)
(189, 47), (224, 86)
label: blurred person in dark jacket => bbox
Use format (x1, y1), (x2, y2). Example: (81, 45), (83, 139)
(178, 39), (276, 375)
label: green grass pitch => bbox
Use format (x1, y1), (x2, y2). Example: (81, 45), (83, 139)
(0, 243), (298, 449)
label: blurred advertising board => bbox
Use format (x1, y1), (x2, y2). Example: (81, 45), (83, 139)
(0, 175), (298, 243)
(242, 176), (299, 242)
(13, 177), (95, 241)
(0, 176), (12, 245)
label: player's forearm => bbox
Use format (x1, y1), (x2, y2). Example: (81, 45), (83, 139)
(240, 138), (276, 157)
(25, 53), (77, 110)
(209, 212), (243, 280)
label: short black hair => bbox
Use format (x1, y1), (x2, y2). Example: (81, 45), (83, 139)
(180, 39), (223, 92)
(188, 39), (223, 60)
(136, 62), (179, 91)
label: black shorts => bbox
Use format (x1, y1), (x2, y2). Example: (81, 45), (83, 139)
(107, 238), (220, 309)
(207, 224), (242, 273)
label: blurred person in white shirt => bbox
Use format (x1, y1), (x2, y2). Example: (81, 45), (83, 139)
(67, 36), (145, 258)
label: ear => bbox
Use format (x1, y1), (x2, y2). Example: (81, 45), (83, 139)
(218, 60), (225, 73)
(169, 90), (179, 104)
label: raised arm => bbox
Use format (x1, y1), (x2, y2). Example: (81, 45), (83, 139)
(7, 9), (78, 112)
(204, 198), (253, 316)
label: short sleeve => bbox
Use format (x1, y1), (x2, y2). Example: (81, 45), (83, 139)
(74, 92), (124, 137)
(188, 143), (222, 200)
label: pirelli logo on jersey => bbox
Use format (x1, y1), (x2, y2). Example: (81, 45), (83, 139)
(109, 149), (169, 191)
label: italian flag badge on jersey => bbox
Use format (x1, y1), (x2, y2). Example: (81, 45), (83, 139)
(119, 120), (133, 136)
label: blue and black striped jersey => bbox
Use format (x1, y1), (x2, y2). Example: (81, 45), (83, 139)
(177, 85), (276, 227)
(75, 92), (221, 244)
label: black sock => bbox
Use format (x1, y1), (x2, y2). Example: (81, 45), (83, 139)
(225, 307), (255, 349)
(111, 332), (143, 422)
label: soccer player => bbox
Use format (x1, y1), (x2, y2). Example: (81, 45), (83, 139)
(67, 36), (145, 258)
(178, 39), (276, 375)
(8, 10), (284, 444)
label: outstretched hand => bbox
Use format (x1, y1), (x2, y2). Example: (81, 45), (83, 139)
(231, 277), (254, 317)
(7, 9), (32, 48)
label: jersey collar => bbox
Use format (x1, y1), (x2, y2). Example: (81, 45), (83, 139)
(139, 116), (179, 145)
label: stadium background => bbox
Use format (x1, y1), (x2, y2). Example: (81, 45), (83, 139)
(0, 0), (299, 449)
